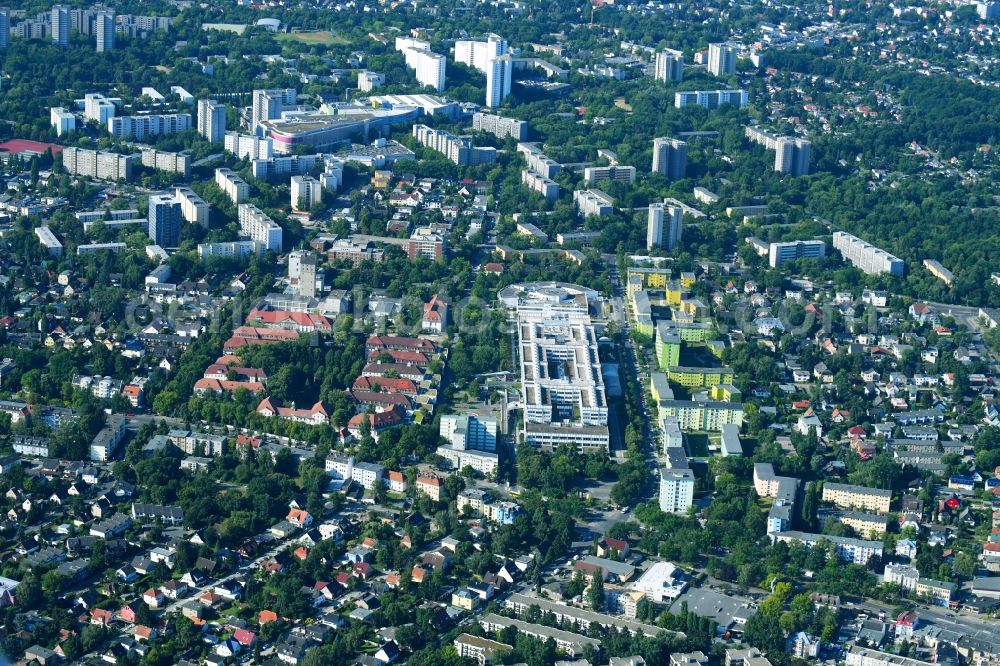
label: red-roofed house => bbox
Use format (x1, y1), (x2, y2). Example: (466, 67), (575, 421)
(233, 628), (256, 647)
(421, 294), (449, 333)
(366, 335), (436, 355)
(256, 397), (331, 425)
(597, 537), (630, 560)
(352, 375), (419, 396)
(245, 308), (332, 333)
(415, 475), (442, 502)
(347, 408), (405, 441)
(134, 625), (156, 642)
(366, 349), (430, 367)
(122, 385), (144, 408)
(258, 610), (278, 625)
(286, 508), (313, 528)
(387, 470), (406, 493)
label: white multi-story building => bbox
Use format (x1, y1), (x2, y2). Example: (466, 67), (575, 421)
(521, 170), (559, 202)
(215, 168), (249, 204)
(140, 149), (190, 177)
(197, 99), (226, 143)
(584, 165), (635, 185)
(774, 137), (811, 176)
(51, 4), (69, 45)
(351, 461), (385, 490)
(846, 647), (932, 666)
(250, 154), (318, 180)
(518, 143), (561, 179)
(654, 49), (684, 82)
(50, 107), (75, 136)
(321, 159), (344, 192)
(652, 137), (687, 179)
(238, 203), (282, 252)
(647, 202), (682, 251)
(84, 93), (116, 124)
(224, 132), (273, 160)
(771, 531), (883, 564)
(485, 55), (513, 108)
(473, 112), (527, 140)
(412, 124), (496, 166)
(455, 34), (507, 72)
(768, 240), (825, 268)
(290, 175), (322, 212)
(0, 9), (9, 50)
(108, 113), (192, 140)
(674, 89), (748, 109)
(357, 71), (385, 92)
(436, 446), (499, 477)
(573, 189), (614, 217)
(90, 416), (128, 462)
(35, 226), (63, 256)
(660, 466), (694, 513)
(440, 414), (498, 452)
(833, 232), (905, 276)
(62, 147), (134, 181)
(708, 42), (737, 77)
(95, 10), (114, 51)
(197, 241), (261, 260)
(174, 187), (210, 228)
(325, 453), (353, 480)
(502, 282), (610, 453)
(397, 38), (447, 91)
(251, 88), (296, 133)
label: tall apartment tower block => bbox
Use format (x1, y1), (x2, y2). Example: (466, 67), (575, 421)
(652, 137), (687, 180)
(197, 99), (226, 143)
(708, 42), (737, 77)
(485, 55), (513, 108)
(647, 202), (683, 251)
(95, 10), (114, 51)
(654, 49), (684, 82)
(52, 4), (70, 45)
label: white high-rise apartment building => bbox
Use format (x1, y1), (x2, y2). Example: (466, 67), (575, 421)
(224, 132), (273, 160)
(84, 93), (116, 124)
(251, 88), (296, 133)
(397, 37), (446, 91)
(651, 137), (687, 180)
(708, 42), (737, 77)
(647, 202), (682, 250)
(197, 99), (226, 143)
(485, 55), (513, 108)
(62, 147), (133, 181)
(108, 114), (192, 141)
(215, 168), (249, 204)
(290, 175), (322, 212)
(357, 71), (385, 92)
(174, 187), (210, 228)
(52, 4), (69, 45)
(0, 8), (9, 50)
(674, 89), (747, 109)
(832, 232), (905, 276)
(50, 107), (75, 136)
(95, 10), (114, 51)
(238, 204), (282, 252)
(654, 49), (684, 82)
(409, 49), (446, 91)
(472, 113), (527, 140)
(455, 34), (507, 72)
(774, 137), (811, 176)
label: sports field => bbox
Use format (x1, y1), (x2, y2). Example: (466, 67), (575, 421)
(276, 31), (349, 45)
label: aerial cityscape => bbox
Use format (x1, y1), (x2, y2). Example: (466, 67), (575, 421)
(0, 0), (999, 664)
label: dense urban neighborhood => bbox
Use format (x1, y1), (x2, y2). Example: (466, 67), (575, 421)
(1, 0), (1000, 664)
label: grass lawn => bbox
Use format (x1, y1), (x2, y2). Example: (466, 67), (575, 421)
(277, 30), (350, 46)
